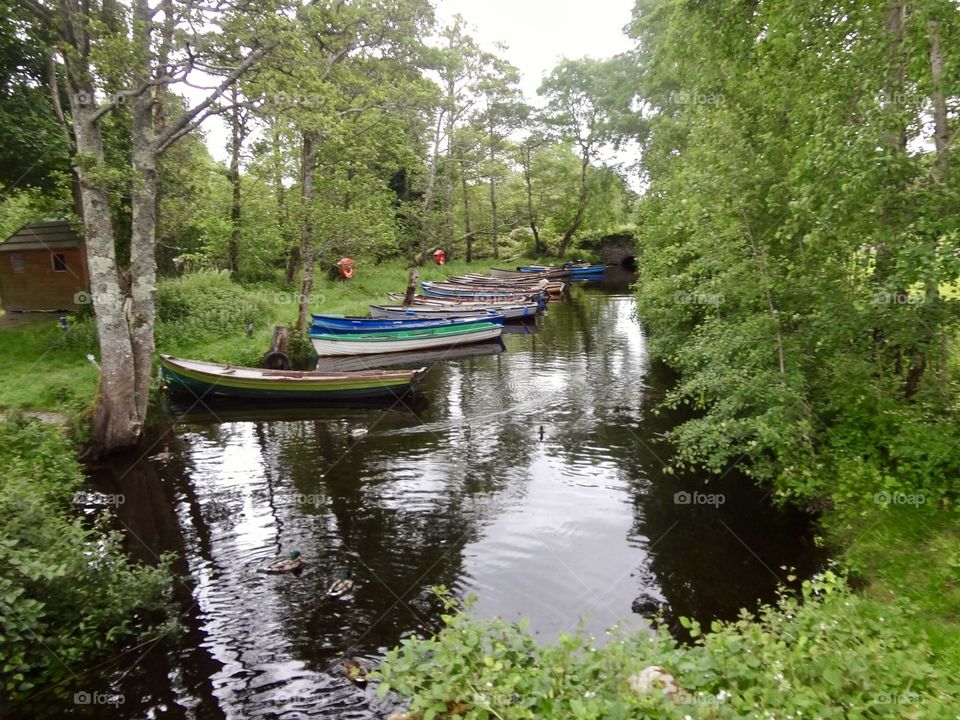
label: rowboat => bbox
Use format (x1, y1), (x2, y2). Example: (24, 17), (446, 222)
(314, 338), (505, 372)
(518, 263), (607, 278)
(159, 354), (426, 400)
(490, 267), (568, 280)
(387, 292), (544, 308)
(443, 275), (567, 296)
(568, 264), (607, 278)
(310, 321), (503, 356)
(311, 314), (504, 333)
(370, 303), (539, 320)
(420, 281), (544, 301)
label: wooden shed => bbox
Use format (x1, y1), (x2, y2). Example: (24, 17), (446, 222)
(0, 221), (90, 312)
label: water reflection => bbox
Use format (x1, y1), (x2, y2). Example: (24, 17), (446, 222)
(55, 278), (820, 719)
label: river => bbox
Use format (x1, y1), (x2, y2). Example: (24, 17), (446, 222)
(64, 272), (821, 719)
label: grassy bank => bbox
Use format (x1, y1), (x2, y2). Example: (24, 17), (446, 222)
(0, 258), (502, 417)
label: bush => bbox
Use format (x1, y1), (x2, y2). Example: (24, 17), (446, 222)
(0, 418), (174, 707)
(156, 270), (271, 346)
(377, 574), (959, 719)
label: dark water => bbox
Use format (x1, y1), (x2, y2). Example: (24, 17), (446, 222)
(54, 274), (821, 718)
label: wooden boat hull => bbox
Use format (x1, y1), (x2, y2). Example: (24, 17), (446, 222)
(387, 292), (544, 309)
(159, 355), (425, 400)
(420, 282), (544, 301)
(314, 338), (505, 372)
(490, 267), (568, 280)
(310, 324), (503, 356)
(370, 303), (538, 320)
(443, 276), (566, 295)
(310, 314), (504, 333)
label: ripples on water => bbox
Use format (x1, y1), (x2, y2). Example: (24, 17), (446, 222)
(69, 282), (821, 719)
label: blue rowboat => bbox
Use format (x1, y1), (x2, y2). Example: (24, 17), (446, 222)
(569, 264), (607, 277)
(311, 314), (505, 334)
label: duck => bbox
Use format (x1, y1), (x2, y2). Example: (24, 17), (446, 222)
(348, 427), (368, 441)
(326, 568), (354, 597)
(263, 550), (303, 574)
(341, 657), (369, 688)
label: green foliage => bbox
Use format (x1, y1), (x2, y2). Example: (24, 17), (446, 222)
(628, 0), (960, 508)
(155, 270), (271, 347)
(378, 577), (959, 719)
(0, 185), (72, 241)
(0, 418), (174, 706)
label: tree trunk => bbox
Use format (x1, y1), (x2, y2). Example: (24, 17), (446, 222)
(127, 0), (159, 432)
(458, 147), (473, 262)
(520, 144), (542, 253)
(419, 111), (444, 264)
(296, 131), (319, 332)
(928, 18), (949, 181)
(557, 150), (590, 257)
(228, 91), (242, 274)
(488, 121), (498, 259)
(68, 88), (142, 452)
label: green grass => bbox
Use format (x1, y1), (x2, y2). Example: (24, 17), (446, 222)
(0, 258), (506, 415)
(833, 505), (960, 672)
(0, 315), (101, 414)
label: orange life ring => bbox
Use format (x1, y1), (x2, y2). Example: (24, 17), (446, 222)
(337, 257), (356, 280)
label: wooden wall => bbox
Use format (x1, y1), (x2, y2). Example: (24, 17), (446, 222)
(0, 247), (90, 312)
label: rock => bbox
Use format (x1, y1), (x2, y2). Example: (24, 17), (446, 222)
(628, 665), (681, 698)
(631, 591), (668, 616)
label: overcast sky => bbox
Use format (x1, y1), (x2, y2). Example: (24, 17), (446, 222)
(435, 0), (636, 101)
(201, 0), (637, 162)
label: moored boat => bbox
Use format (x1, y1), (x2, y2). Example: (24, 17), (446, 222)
(490, 266), (568, 280)
(314, 338), (505, 372)
(309, 321), (503, 356)
(159, 354), (426, 400)
(311, 314), (504, 333)
(369, 304), (537, 320)
(420, 281), (544, 301)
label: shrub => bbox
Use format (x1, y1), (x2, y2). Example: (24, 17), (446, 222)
(156, 270), (271, 346)
(377, 574), (959, 719)
(0, 418), (174, 707)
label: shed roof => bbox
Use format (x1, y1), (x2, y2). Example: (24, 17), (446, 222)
(0, 220), (83, 252)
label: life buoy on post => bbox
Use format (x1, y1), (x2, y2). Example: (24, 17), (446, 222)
(336, 257), (356, 280)
(432, 249), (446, 266)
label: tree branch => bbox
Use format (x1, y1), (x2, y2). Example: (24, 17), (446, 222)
(157, 42), (277, 154)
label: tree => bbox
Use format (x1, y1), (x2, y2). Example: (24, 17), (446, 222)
(22, 0), (278, 453)
(538, 57), (625, 256)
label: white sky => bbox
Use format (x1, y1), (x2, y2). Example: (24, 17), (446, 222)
(200, 0), (637, 162)
(434, 0), (636, 101)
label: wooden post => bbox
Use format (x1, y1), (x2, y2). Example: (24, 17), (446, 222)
(261, 324), (291, 369)
(402, 267), (418, 307)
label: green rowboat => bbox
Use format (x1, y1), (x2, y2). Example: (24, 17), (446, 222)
(159, 355), (426, 401)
